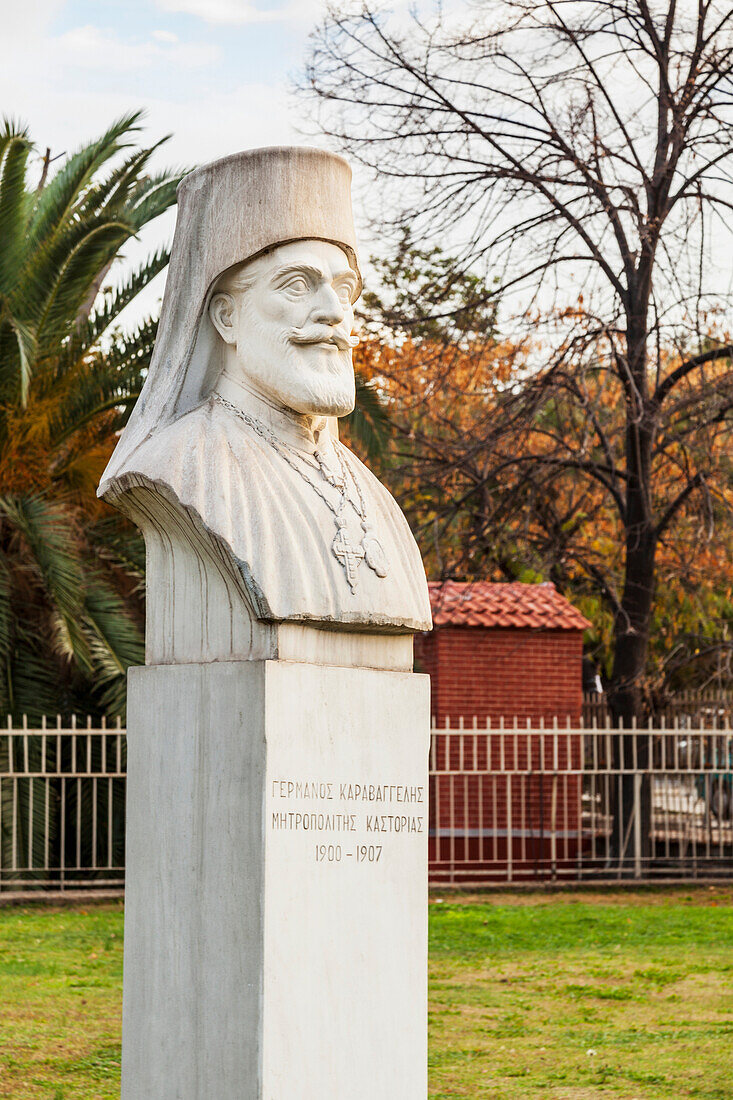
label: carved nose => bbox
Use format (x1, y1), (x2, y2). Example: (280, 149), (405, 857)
(311, 286), (345, 326)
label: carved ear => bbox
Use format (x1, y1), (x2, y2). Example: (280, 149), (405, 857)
(209, 292), (237, 344)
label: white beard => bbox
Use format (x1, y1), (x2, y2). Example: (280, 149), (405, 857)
(235, 311), (356, 417)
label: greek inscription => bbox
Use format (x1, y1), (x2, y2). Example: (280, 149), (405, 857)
(270, 775), (425, 868)
(272, 811), (357, 832)
(271, 779), (424, 804)
(338, 783), (424, 804)
(272, 780), (334, 800)
(365, 814), (423, 834)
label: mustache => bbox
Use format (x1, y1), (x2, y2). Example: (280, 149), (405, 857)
(288, 324), (359, 350)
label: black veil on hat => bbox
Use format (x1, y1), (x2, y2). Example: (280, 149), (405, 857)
(100, 146), (362, 497)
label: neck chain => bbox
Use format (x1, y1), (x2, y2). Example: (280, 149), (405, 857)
(214, 393), (389, 592)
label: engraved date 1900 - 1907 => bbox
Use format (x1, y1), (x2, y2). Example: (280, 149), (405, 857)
(315, 844), (382, 864)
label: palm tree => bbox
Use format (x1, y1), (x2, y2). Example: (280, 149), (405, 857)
(0, 111), (183, 721)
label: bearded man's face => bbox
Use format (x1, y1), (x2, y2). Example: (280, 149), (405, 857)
(209, 239), (358, 417)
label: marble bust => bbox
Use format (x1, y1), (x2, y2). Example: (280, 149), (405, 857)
(99, 147), (431, 664)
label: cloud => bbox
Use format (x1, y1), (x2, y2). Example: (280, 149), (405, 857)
(3, 1), (65, 42)
(155, 0), (323, 25)
(55, 24), (218, 71)
(155, 0), (285, 24)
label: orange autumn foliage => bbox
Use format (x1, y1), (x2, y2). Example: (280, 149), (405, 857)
(346, 329), (733, 695)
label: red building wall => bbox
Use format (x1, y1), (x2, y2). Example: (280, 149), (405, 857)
(416, 625), (585, 882)
(414, 626), (584, 724)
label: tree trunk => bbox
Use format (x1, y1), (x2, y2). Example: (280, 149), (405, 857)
(608, 324), (657, 868)
(608, 515), (656, 868)
(609, 522), (656, 723)
(609, 314), (657, 722)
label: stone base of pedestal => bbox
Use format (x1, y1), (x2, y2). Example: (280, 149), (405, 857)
(122, 659), (429, 1100)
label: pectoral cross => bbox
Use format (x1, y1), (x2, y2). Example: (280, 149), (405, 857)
(332, 525), (364, 592)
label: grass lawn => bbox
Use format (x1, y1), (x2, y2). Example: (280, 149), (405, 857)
(0, 902), (123, 1100)
(429, 887), (733, 1099)
(1, 889), (732, 1098)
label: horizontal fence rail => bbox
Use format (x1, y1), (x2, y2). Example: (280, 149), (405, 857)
(0, 717), (126, 891)
(430, 717), (733, 885)
(583, 690), (733, 727)
(3, 712), (733, 891)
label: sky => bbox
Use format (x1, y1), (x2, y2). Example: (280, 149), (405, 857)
(2, 0), (322, 163)
(8, 1), (728, 335)
(2, 0), (341, 317)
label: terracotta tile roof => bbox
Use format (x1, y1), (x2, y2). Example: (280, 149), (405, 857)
(428, 580), (591, 631)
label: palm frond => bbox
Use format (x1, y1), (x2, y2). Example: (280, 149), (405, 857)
(0, 117), (30, 150)
(0, 495), (91, 672)
(88, 517), (146, 580)
(7, 315), (36, 406)
(76, 138), (169, 218)
(344, 372), (392, 461)
(18, 210), (129, 343)
(27, 112), (143, 249)
(0, 116), (181, 716)
(47, 315), (158, 446)
(83, 576), (143, 716)
(0, 553), (13, 662)
(126, 173), (183, 229)
(0, 129), (32, 293)
(7, 631), (66, 718)
(86, 246), (169, 343)
(0, 553), (13, 713)
(33, 218), (133, 353)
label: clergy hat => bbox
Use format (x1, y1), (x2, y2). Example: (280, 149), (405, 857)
(100, 146), (361, 491)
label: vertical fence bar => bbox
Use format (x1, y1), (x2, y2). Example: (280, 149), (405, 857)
(492, 770), (497, 866)
(688, 722), (695, 868)
(498, 718), (504, 875)
(444, 721), (451, 884)
(534, 718), (541, 881)
(433, 722), (441, 871)
(0, 726), (4, 888)
(42, 717), (49, 880)
(561, 726), (567, 871)
(718, 727), (725, 864)
(11, 719), (18, 878)
(551, 722), (558, 879)
(476, 718), (484, 869)
(460, 718), (468, 881)
(92, 771), (98, 874)
(0, 723), (6, 887)
(506, 770), (513, 884)
(629, 770), (638, 880)
(616, 767), (624, 879)
(589, 720), (596, 873)
(23, 715), (32, 874)
(632, 726), (640, 879)
(75, 715), (82, 876)
(519, 719), (527, 871)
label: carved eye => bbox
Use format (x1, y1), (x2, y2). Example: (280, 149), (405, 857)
(335, 281), (355, 304)
(282, 275), (310, 295)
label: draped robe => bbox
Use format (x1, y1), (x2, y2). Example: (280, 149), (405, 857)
(101, 388), (432, 661)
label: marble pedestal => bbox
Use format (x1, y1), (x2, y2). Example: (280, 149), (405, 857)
(121, 659), (430, 1099)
